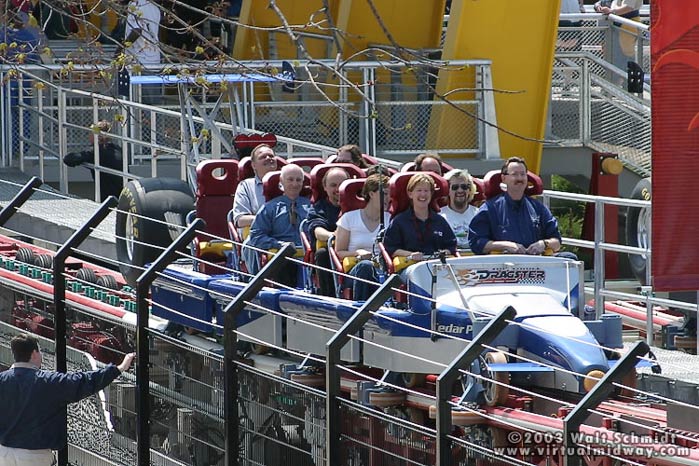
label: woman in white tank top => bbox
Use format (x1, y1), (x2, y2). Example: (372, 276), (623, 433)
(334, 174), (390, 300)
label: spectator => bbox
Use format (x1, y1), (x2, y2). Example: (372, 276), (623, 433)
(63, 120), (125, 202)
(335, 144), (369, 168)
(558, 0), (585, 50)
(123, 0), (161, 67)
(123, 0), (161, 112)
(0, 334), (135, 466)
(413, 152), (443, 175)
(305, 167), (350, 296)
(468, 156), (572, 258)
(594, 0), (643, 73)
(246, 164), (312, 286)
(334, 174), (391, 300)
(384, 173), (456, 273)
(440, 169), (478, 250)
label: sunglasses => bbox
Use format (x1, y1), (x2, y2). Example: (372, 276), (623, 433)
(450, 184), (471, 191)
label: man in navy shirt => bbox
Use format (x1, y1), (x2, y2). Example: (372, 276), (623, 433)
(0, 334), (135, 465)
(384, 173), (456, 264)
(468, 156), (564, 256)
(305, 167), (349, 296)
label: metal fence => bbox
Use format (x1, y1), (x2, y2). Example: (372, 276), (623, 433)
(549, 52), (651, 177)
(0, 58), (496, 185)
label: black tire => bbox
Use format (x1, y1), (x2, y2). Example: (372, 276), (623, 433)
(15, 247), (34, 264)
(33, 254), (53, 269)
(96, 275), (119, 291)
(625, 177), (651, 284)
(116, 178), (194, 287)
(75, 267), (98, 285)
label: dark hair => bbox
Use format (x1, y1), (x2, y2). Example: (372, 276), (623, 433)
(361, 174), (390, 202)
(11, 334), (39, 363)
(337, 144), (369, 168)
(365, 165), (391, 177)
(414, 152), (442, 171)
(501, 156), (527, 175)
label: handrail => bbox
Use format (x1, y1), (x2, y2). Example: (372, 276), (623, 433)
(0, 57), (492, 73)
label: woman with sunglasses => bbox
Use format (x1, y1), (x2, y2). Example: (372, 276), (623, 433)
(440, 169), (478, 250)
(334, 174), (390, 300)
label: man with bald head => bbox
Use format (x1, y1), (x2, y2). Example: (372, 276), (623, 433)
(245, 164), (312, 286)
(305, 167), (350, 296)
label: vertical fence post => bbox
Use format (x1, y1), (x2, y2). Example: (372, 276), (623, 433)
(435, 307), (515, 465)
(37, 85), (44, 180)
(52, 196), (118, 466)
(593, 199), (605, 318)
(325, 275), (402, 466)
(222, 243), (296, 466)
(58, 88), (69, 194)
(135, 218), (205, 466)
(581, 59), (591, 145)
(563, 340), (648, 466)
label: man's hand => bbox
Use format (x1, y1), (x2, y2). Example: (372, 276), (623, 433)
(500, 241), (526, 254)
(117, 352), (136, 373)
(63, 152), (83, 167)
(407, 252), (424, 261)
(526, 240), (546, 255)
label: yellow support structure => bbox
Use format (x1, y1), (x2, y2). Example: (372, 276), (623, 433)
(429, 0), (561, 173)
(233, 0), (339, 60)
(334, 0), (445, 55)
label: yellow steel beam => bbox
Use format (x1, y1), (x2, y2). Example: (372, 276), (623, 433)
(429, 0), (561, 173)
(233, 0), (339, 60)
(335, 0), (445, 56)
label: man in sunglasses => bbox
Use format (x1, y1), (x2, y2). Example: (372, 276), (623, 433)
(440, 169), (478, 250)
(469, 156), (572, 258)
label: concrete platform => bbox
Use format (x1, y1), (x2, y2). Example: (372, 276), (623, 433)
(0, 168), (116, 262)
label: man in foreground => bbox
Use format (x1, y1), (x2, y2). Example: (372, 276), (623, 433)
(0, 334), (135, 466)
(469, 156), (567, 256)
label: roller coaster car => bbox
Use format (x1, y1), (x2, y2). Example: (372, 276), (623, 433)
(279, 255), (652, 403)
(151, 248), (652, 407)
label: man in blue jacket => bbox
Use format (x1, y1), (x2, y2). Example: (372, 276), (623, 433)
(0, 334), (135, 465)
(468, 156), (564, 256)
(246, 164), (312, 287)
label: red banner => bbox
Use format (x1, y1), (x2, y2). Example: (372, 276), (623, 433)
(651, 0), (699, 290)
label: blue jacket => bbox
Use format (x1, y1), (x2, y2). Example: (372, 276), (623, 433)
(468, 193), (561, 254)
(249, 195), (312, 249)
(0, 364), (121, 450)
(384, 208), (456, 256)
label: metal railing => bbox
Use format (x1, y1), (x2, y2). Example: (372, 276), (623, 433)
(549, 51), (651, 177)
(0, 58), (497, 189)
(542, 188), (697, 348)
